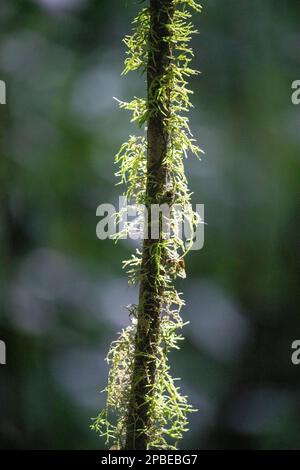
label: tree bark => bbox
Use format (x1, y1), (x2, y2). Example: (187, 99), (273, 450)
(124, 0), (175, 450)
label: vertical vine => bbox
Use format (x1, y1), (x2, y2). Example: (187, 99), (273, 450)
(92, 0), (202, 450)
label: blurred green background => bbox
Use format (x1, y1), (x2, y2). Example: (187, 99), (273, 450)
(0, 0), (299, 450)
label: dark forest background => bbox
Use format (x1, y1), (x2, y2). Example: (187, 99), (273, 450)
(0, 0), (299, 449)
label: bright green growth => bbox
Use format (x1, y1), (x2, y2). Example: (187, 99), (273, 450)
(92, 0), (202, 449)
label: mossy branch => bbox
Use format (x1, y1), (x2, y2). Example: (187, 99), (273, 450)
(92, 0), (202, 450)
(124, 0), (175, 450)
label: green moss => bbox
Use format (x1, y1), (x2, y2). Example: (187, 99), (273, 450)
(92, 0), (202, 450)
